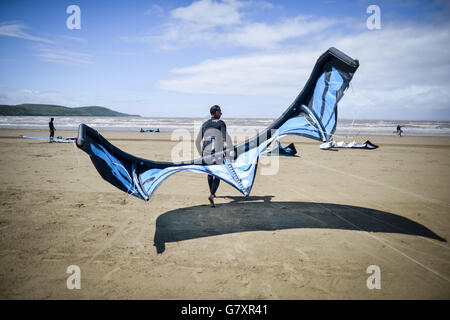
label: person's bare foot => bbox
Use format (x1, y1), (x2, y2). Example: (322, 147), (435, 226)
(208, 194), (215, 207)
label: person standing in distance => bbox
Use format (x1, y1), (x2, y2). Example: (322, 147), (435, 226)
(396, 124), (404, 137)
(49, 117), (55, 143)
(195, 105), (234, 207)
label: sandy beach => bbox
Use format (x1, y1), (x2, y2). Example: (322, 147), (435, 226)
(0, 128), (449, 299)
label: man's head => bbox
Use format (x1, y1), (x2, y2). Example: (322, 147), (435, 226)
(51, 118), (54, 121)
(210, 105), (222, 119)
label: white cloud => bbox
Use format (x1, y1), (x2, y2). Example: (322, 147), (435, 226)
(35, 45), (94, 65)
(332, 24), (450, 119)
(0, 22), (53, 43)
(222, 15), (338, 49)
(144, 4), (165, 17)
(0, 22), (93, 65)
(158, 21), (450, 120)
(0, 86), (81, 107)
(245, 0), (274, 10)
(58, 35), (88, 43)
(124, 0), (338, 50)
(158, 51), (317, 96)
(170, 0), (243, 29)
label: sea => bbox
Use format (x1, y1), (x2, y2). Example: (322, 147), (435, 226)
(0, 116), (449, 137)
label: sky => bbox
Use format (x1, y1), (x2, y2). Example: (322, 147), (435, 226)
(0, 0), (449, 120)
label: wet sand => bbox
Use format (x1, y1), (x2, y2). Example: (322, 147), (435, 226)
(0, 128), (449, 299)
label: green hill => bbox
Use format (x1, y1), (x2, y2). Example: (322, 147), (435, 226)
(0, 104), (140, 117)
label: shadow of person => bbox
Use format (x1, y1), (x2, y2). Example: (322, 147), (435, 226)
(153, 198), (446, 254)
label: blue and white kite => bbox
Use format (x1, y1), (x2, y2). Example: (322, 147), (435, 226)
(75, 48), (359, 201)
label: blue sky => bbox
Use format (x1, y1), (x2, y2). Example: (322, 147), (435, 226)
(0, 0), (449, 120)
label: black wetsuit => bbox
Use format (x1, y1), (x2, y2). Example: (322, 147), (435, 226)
(49, 120), (55, 140)
(200, 118), (228, 153)
(196, 117), (232, 196)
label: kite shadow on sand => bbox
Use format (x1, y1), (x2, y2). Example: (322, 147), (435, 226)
(153, 196), (446, 254)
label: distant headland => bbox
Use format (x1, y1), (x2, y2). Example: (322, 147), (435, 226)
(0, 104), (140, 117)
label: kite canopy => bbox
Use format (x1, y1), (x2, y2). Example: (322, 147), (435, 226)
(140, 128), (160, 133)
(320, 140), (379, 150)
(76, 47), (359, 201)
(264, 141), (298, 156)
